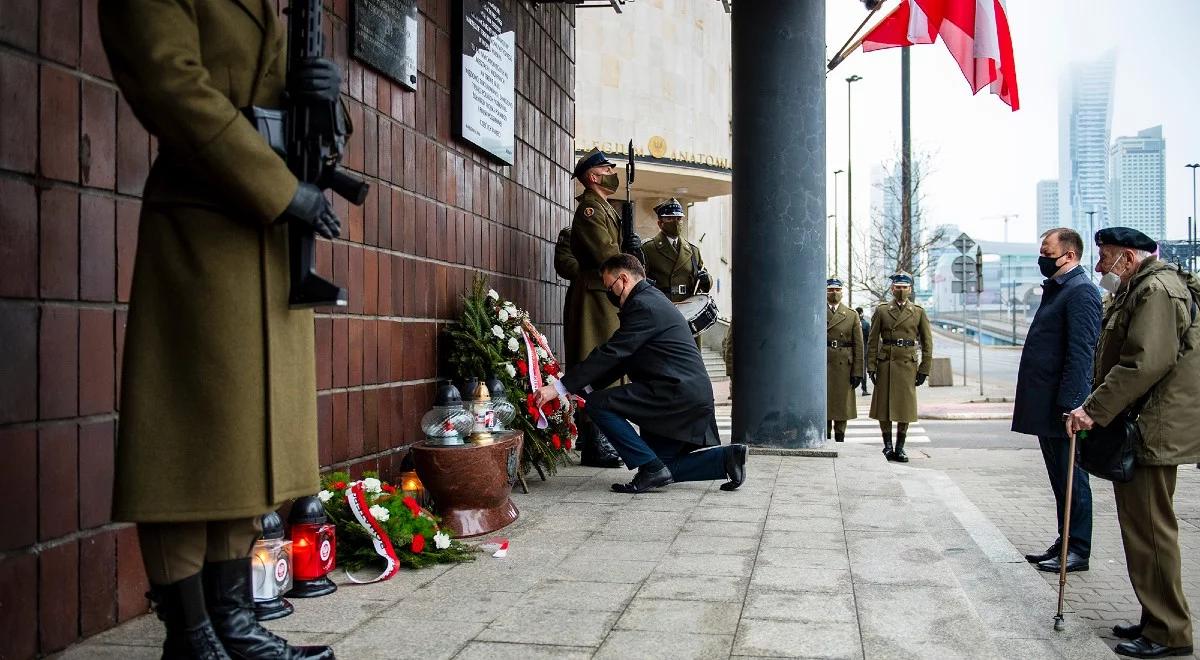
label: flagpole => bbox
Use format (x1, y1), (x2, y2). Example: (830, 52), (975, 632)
(827, 6), (881, 71)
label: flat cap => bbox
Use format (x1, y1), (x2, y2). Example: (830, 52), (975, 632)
(890, 271), (914, 286)
(826, 278), (844, 288)
(573, 148), (615, 180)
(1095, 226), (1157, 252)
(653, 198), (685, 217)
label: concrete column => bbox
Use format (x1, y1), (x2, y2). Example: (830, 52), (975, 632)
(731, 1), (826, 448)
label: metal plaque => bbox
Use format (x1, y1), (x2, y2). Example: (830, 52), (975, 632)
(352, 0), (419, 90)
(456, 0), (516, 164)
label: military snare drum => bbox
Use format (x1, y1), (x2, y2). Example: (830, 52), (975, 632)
(674, 294), (719, 337)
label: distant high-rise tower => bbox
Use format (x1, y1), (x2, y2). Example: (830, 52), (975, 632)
(1058, 51), (1116, 239)
(1109, 126), (1166, 239)
(1037, 179), (1059, 237)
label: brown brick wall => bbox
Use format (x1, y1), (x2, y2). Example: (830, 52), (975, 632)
(0, 1), (575, 656)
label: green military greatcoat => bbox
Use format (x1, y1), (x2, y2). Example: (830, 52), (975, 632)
(100, 0), (319, 522)
(642, 232), (709, 302)
(827, 304), (864, 421)
(867, 301), (933, 423)
(565, 189), (622, 366)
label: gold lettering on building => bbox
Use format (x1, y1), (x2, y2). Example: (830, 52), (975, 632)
(576, 139), (732, 170)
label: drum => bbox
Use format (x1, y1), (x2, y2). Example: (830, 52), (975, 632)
(674, 294), (719, 336)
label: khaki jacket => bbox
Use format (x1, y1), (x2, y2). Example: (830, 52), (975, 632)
(101, 0), (319, 521)
(565, 189), (621, 366)
(827, 304), (864, 421)
(643, 232), (709, 302)
(1084, 258), (1200, 465)
(867, 300), (933, 423)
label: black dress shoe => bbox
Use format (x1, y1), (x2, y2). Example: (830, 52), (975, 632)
(612, 465), (673, 493)
(1113, 623), (1145, 640)
(1036, 552), (1089, 573)
(1024, 546), (1059, 563)
(720, 444), (748, 491)
(1114, 636), (1193, 658)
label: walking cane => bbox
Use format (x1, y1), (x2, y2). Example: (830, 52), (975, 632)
(1053, 424), (1083, 631)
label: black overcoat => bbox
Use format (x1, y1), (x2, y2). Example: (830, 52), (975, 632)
(561, 280), (720, 447)
(1012, 266), (1102, 438)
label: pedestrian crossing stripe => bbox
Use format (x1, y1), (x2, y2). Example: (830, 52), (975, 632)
(712, 428), (931, 444)
(714, 418), (925, 436)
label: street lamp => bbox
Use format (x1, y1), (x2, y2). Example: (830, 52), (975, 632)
(1085, 209), (1097, 280)
(827, 214), (838, 275)
(832, 169), (844, 276)
(1187, 163), (1198, 272)
(846, 74), (863, 307)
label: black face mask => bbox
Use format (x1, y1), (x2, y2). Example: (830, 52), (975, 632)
(606, 278), (624, 308)
(1038, 255), (1064, 279)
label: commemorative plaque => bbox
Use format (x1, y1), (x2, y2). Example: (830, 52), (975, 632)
(352, 0), (419, 90)
(456, 0), (515, 164)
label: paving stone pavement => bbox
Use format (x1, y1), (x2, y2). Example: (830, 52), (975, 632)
(59, 446), (1119, 660)
(912, 448), (1200, 659)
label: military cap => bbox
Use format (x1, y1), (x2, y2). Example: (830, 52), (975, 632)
(654, 198), (685, 218)
(1095, 226), (1157, 253)
(573, 148), (616, 180)
(826, 278), (844, 288)
(890, 272), (914, 286)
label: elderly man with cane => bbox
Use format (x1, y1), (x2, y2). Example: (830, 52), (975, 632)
(1065, 227), (1200, 658)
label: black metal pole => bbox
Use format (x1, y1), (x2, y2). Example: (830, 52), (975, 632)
(900, 46), (913, 273)
(732, 0), (826, 448)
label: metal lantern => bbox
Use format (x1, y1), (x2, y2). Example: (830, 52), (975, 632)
(467, 381), (496, 445)
(252, 512), (294, 621)
(485, 376), (517, 430)
(285, 496), (337, 598)
(421, 382), (474, 446)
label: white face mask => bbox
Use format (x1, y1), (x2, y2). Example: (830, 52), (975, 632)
(1098, 253), (1126, 294)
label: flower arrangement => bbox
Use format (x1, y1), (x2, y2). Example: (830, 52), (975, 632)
(319, 471), (475, 571)
(448, 276), (577, 474)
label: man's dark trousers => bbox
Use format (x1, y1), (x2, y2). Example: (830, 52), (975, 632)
(590, 406), (727, 482)
(1039, 434), (1092, 558)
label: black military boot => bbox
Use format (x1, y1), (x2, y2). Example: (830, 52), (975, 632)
(881, 425), (894, 459)
(826, 420), (833, 440)
(203, 558), (334, 659)
(833, 421), (846, 443)
(578, 415), (622, 468)
(893, 431), (909, 463)
(149, 572), (230, 660)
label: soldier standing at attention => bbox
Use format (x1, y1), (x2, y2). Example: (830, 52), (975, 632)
(642, 198), (713, 303)
(565, 149), (626, 468)
(826, 279), (864, 442)
(99, 2), (336, 658)
(866, 273), (933, 462)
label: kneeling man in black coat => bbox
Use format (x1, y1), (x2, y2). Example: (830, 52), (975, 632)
(535, 254), (748, 493)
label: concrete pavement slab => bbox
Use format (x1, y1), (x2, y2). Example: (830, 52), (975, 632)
(615, 597), (742, 635)
(453, 641), (595, 660)
(595, 630), (735, 660)
(741, 590), (858, 624)
(638, 574), (748, 602)
(475, 607), (620, 646)
(733, 620), (862, 659)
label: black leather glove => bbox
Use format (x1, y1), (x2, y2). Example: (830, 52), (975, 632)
(868, 371), (878, 384)
(280, 182), (341, 239)
(697, 269), (713, 292)
(915, 373), (927, 387)
(288, 57), (341, 103)
(850, 376), (862, 388)
(625, 233), (647, 266)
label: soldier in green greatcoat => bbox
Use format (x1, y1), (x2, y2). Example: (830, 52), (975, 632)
(866, 272), (933, 462)
(826, 279), (864, 442)
(100, 1), (336, 657)
(564, 149), (626, 467)
(642, 198), (713, 303)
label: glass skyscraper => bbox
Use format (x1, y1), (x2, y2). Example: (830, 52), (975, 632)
(1109, 126), (1166, 240)
(1058, 51), (1116, 243)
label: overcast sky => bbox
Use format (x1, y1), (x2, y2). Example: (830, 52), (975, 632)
(824, 0), (1200, 248)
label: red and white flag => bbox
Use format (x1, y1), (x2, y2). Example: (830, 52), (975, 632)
(862, 0), (1020, 111)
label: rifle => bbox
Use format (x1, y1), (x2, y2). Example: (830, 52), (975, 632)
(282, 0), (369, 307)
(620, 139), (646, 266)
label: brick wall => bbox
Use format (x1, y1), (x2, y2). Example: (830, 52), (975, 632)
(0, 1), (576, 656)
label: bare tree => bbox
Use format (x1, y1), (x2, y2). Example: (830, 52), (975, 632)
(851, 150), (946, 304)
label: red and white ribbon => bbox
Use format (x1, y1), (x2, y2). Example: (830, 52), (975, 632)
(343, 482), (401, 584)
(521, 329), (549, 429)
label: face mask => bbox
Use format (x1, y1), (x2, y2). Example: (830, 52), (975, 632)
(893, 288), (910, 302)
(1038, 254), (1064, 279)
(606, 278), (624, 308)
(1099, 253), (1126, 294)
(597, 173), (620, 194)
(827, 292), (842, 305)
(661, 221), (681, 238)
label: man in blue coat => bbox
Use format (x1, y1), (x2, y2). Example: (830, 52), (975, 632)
(1012, 228), (1102, 574)
(535, 253), (748, 493)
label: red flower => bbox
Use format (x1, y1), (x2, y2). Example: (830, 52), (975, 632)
(331, 481), (346, 490)
(381, 484), (397, 494)
(402, 496), (421, 517)
(516, 360), (529, 377)
(551, 434), (562, 449)
(563, 434), (573, 450)
(544, 362), (560, 377)
(411, 534), (425, 553)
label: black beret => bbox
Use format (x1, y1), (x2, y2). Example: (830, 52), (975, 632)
(573, 148), (615, 180)
(1095, 227), (1157, 252)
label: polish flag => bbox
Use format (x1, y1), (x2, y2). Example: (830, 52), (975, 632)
(862, 0), (1020, 111)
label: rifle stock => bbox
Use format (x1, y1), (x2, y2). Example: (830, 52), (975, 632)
(620, 139), (646, 265)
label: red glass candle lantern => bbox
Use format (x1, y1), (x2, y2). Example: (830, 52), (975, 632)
(286, 495), (337, 598)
